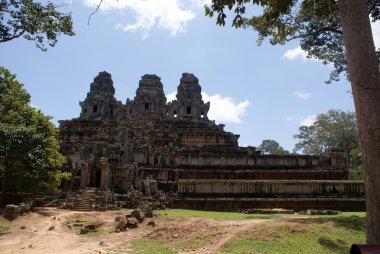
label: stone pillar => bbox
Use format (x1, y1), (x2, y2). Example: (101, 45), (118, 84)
(143, 179), (151, 196)
(100, 157), (110, 188)
(80, 161), (89, 188)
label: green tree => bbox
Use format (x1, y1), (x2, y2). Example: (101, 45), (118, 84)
(349, 148), (363, 180)
(258, 139), (289, 155)
(205, 0), (380, 243)
(0, 0), (75, 51)
(0, 67), (67, 205)
(293, 109), (360, 178)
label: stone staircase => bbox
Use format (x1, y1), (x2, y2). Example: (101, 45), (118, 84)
(74, 188), (96, 211)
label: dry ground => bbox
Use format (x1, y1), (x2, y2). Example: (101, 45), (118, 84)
(0, 207), (271, 254)
(0, 207), (363, 254)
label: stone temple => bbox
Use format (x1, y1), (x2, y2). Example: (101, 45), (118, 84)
(59, 72), (364, 211)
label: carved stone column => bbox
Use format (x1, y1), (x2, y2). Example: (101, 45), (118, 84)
(80, 161), (90, 188)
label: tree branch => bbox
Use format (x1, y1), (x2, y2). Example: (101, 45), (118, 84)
(0, 30), (26, 43)
(286, 26), (342, 42)
(88, 0), (103, 26)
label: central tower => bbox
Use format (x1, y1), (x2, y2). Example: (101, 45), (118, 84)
(126, 74), (167, 117)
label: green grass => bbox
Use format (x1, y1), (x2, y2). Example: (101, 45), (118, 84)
(221, 214), (366, 254)
(0, 217), (12, 235)
(155, 209), (365, 221)
(130, 240), (176, 254)
(181, 232), (214, 250)
(155, 209), (281, 220)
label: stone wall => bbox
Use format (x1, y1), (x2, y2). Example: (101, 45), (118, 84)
(138, 168), (348, 183)
(173, 197), (366, 211)
(174, 179), (365, 211)
(177, 180), (364, 198)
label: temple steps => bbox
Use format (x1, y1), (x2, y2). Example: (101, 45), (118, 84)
(73, 188), (96, 211)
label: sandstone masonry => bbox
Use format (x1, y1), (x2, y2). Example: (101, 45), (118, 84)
(59, 72), (362, 210)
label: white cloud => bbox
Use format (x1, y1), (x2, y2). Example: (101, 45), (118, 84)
(284, 46), (308, 61)
(292, 91), (311, 100)
(283, 46), (323, 63)
(202, 92), (250, 123)
(299, 115), (316, 127)
(286, 115), (316, 126)
(166, 92), (177, 102)
(83, 0), (196, 39)
(188, 0), (211, 8)
(166, 91), (250, 123)
(371, 21), (380, 48)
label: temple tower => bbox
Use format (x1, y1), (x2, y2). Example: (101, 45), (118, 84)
(168, 73), (210, 119)
(79, 71), (120, 119)
(126, 74), (167, 117)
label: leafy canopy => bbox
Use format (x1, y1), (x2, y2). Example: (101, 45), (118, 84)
(205, 0), (380, 83)
(258, 139), (289, 155)
(293, 109), (359, 155)
(0, 0), (75, 51)
(293, 109), (361, 179)
(0, 67), (67, 193)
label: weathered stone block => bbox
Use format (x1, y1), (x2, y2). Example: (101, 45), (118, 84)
(131, 208), (145, 222)
(126, 217), (139, 228)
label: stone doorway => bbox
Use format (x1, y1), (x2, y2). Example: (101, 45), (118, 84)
(95, 169), (101, 188)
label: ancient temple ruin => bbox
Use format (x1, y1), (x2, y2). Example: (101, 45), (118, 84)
(59, 72), (364, 211)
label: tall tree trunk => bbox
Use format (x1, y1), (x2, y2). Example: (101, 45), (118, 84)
(338, 0), (380, 244)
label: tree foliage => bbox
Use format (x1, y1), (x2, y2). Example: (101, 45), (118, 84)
(258, 139), (289, 155)
(0, 0), (75, 50)
(293, 109), (359, 155)
(0, 67), (67, 198)
(293, 109), (361, 179)
(205, 0), (380, 83)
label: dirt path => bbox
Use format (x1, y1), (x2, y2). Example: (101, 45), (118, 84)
(178, 219), (267, 254)
(0, 208), (274, 254)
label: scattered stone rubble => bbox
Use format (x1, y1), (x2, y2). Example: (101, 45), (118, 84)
(3, 188), (172, 214)
(299, 209), (341, 215)
(115, 206), (155, 232)
(79, 222), (103, 234)
(3, 201), (34, 221)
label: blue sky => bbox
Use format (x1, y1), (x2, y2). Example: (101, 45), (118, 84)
(1, 0), (379, 151)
